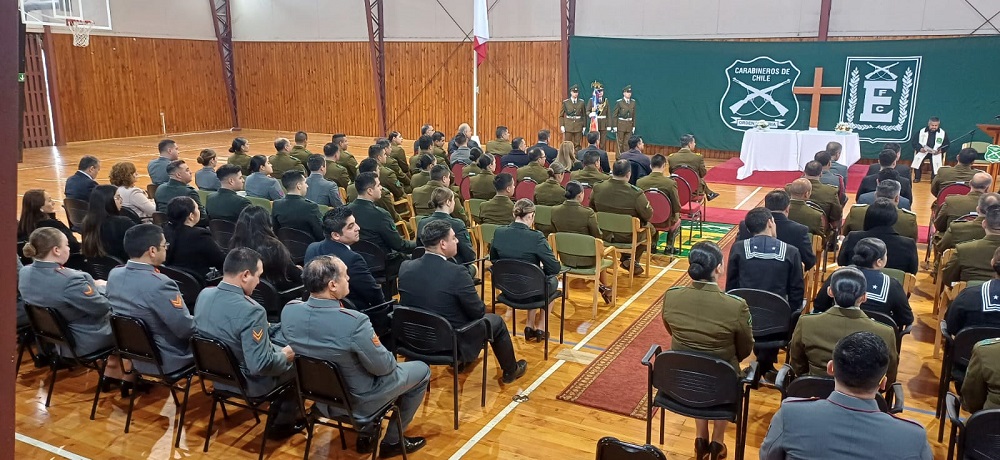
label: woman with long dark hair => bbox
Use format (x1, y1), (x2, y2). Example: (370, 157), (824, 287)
(661, 241), (754, 460)
(81, 185), (135, 261)
(17, 189), (80, 253)
(229, 206), (302, 292)
(162, 196), (226, 282)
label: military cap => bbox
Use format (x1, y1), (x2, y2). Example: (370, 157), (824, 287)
(623, 85), (632, 92)
(569, 84), (579, 92)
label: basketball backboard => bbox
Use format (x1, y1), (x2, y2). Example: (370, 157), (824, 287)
(19, 0), (112, 30)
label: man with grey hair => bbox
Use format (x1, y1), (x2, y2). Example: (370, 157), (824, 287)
(842, 180), (918, 239)
(935, 172), (993, 232)
(281, 255), (429, 456)
(269, 137), (305, 179)
(448, 122), (480, 154)
(785, 178), (825, 237)
(857, 178), (912, 210)
(825, 141), (849, 184)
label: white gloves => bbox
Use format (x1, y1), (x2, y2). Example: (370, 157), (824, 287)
(612, 127), (617, 133)
(560, 126), (565, 133)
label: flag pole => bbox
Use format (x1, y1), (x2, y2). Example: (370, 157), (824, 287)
(473, 49), (478, 138)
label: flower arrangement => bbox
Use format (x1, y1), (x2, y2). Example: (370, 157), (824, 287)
(755, 120), (770, 131)
(835, 122), (852, 133)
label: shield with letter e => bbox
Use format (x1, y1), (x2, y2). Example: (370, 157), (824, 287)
(720, 56), (801, 132)
(840, 56), (922, 144)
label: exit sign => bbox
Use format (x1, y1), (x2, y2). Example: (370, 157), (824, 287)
(17, 73), (25, 82)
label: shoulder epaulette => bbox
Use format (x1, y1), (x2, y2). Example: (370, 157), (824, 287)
(900, 208), (916, 215)
(976, 337), (1000, 347)
(667, 286), (685, 291)
(784, 396), (821, 403)
(616, 98), (624, 102)
(338, 309), (358, 318)
(851, 203), (869, 208)
(724, 293), (744, 301)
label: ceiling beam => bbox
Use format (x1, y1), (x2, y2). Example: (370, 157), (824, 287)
(560, 0), (577, 94)
(365, 0), (387, 137)
(209, 0), (240, 130)
(818, 0), (832, 41)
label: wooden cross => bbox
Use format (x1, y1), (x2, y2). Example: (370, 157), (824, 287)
(792, 67), (843, 129)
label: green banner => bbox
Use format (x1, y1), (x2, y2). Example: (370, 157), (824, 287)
(569, 36), (1000, 159)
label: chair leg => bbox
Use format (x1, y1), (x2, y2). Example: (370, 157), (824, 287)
(124, 377), (138, 433)
(658, 407), (665, 444)
(397, 407), (409, 460)
(645, 403), (652, 444)
(259, 405), (274, 460)
(15, 341), (25, 374)
(303, 423), (314, 460)
(44, 360), (58, 407)
(89, 358), (109, 420)
(219, 400), (230, 419)
(590, 276), (599, 319)
(453, 364), (460, 430)
(560, 288), (567, 345)
(204, 399), (217, 452)
(543, 307), (550, 360)
(174, 376), (192, 448)
(481, 340), (488, 407)
(947, 422), (957, 460)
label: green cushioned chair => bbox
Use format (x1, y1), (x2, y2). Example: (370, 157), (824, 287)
(596, 212), (651, 288)
(247, 196), (272, 213)
(549, 232), (618, 318)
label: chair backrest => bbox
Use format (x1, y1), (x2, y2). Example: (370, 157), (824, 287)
(468, 198), (486, 222)
(460, 174), (474, 200)
(351, 240), (387, 274)
(247, 196), (272, 212)
(250, 279), (283, 321)
(784, 375), (835, 399)
(865, 310), (899, 332)
(552, 232), (598, 259)
(964, 408), (1000, 459)
(595, 436), (668, 460)
(63, 198), (89, 228)
(514, 178), (537, 201)
(670, 174), (694, 207)
(581, 185), (594, 207)
(451, 163), (464, 182)
(294, 355), (356, 416)
(726, 288), (792, 337)
(209, 219), (236, 248)
(84, 255), (125, 281)
(158, 264), (204, 308)
(534, 205), (553, 233)
(152, 211), (168, 226)
(478, 223), (499, 249)
(190, 335), (249, 394)
(936, 183), (971, 206)
(26, 304), (75, 350)
(643, 189), (674, 229)
(952, 326), (1000, 368)
(197, 189), (212, 206)
(146, 183), (158, 198)
(491, 259), (548, 301)
(963, 141), (992, 154)
(882, 267), (905, 284)
(276, 227), (314, 265)
(391, 306), (457, 356)
(596, 212), (637, 236)
(119, 206), (143, 224)
(109, 314), (164, 372)
(501, 164), (518, 177)
(672, 166), (700, 196)
(560, 171), (572, 186)
(651, 350), (741, 410)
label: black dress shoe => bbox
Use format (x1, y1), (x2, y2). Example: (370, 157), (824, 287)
(357, 434), (376, 454)
(379, 436), (426, 458)
(534, 328), (548, 342)
(632, 262), (644, 276)
(501, 360), (528, 384)
(706, 192), (720, 201)
(695, 438), (710, 460)
(523, 327), (538, 342)
(267, 419), (306, 440)
(599, 285), (613, 304)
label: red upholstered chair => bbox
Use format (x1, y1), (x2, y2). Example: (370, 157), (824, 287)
(501, 164), (518, 178)
(460, 174), (474, 201)
(581, 184), (594, 208)
(672, 165), (705, 204)
(925, 182), (972, 266)
(560, 171), (572, 186)
(514, 178), (537, 202)
(493, 155), (504, 174)
(645, 189), (682, 253)
(451, 162), (464, 181)
(671, 173), (704, 239)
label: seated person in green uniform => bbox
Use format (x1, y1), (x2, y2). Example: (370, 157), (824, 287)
(268, 137), (305, 179)
(153, 161), (208, 226)
(321, 142), (350, 189)
(516, 147), (548, 184)
(272, 171), (324, 241)
(591, 159), (654, 275)
(941, 204), (1000, 285)
(288, 131), (312, 165)
(226, 137), (252, 176)
(551, 181), (612, 304)
(662, 241), (753, 460)
(410, 153), (435, 190)
(490, 199), (562, 342)
(412, 165), (469, 226)
(534, 163), (567, 206)
(479, 173), (516, 225)
(244, 155), (285, 201)
(417, 187), (477, 267)
(468, 154), (497, 200)
(571, 150), (610, 186)
(962, 337), (1000, 412)
(376, 137), (410, 192)
(462, 147), (485, 177)
(388, 131), (410, 176)
(485, 125), (513, 157)
(206, 164), (251, 223)
(348, 172), (416, 284)
(333, 133), (358, 181)
(369, 144), (406, 200)
(410, 135), (435, 173)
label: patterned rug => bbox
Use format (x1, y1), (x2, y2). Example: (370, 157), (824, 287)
(656, 221), (735, 257)
(557, 226), (740, 420)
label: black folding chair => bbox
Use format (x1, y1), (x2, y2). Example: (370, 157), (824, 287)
(641, 346), (758, 460)
(190, 335), (297, 460)
(294, 355), (407, 460)
(119, 206), (144, 224)
(595, 436), (668, 460)
(15, 324), (39, 374)
(63, 198), (89, 232)
(391, 306), (487, 429)
(865, 310), (912, 353)
(84, 255), (125, 281)
(726, 288), (796, 365)
(25, 304), (114, 414)
(352, 240), (396, 298)
(158, 264), (205, 310)
(945, 392), (1000, 460)
(209, 219), (236, 248)
(276, 227), (314, 265)
(490, 259), (566, 360)
(152, 211), (168, 226)
(773, 365), (903, 414)
(936, 324), (1000, 441)
(251, 279), (302, 323)
(109, 314), (195, 447)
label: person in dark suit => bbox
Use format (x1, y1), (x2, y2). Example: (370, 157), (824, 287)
(272, 171), (324, 241)
(499, 137), (531, 168)
(814, 237), (913, 327)
(575, 132), (611, 173)
(206, 164), (251, 222)
(533, 129), (560, 164)
(17, 189), (81, 253)
(163, 196), (226, 283)
(855, 150), (912, 202)
(945, 246), (1000, 336)
(304, 207), (385, 312)
(737, 190), (816, 271)
(81, 185), (136, 262)
(398, 220), (528, 384)
(281, 256), (428, 456)
(865, 143), (911, 181)
(618, 135), (652, 183)
(838, 198), (919, 274)
(416, 187), (476, 266)
(65, 155), (101, 202)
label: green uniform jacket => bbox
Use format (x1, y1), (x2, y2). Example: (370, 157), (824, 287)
(962, 339), (1000, 412)
(412, 180), (469, 226)
(662, 282), (754, 370)
(206, 188), (251, 223)
(390, 145), (410, 176)
(346, 185), (402, 222)
(289, 145), (312, 165)
(432, 146), (449, 166)
(227, 152), (252, 177)
(534, 179), (567, 206)
(386, 160), (410, 190)
(379, 165), (406, 200)
(469, 172), (497, 200)
(805, 178), (843, 223)
(570, 165), (610, 186)
(788, 199), (826, 236)
(409, 149), (434, 172)
(485, 139), (512, 156)
(591, 178), (653, 242)
(338, 151), (359, 180)
(463, 164), (483, 177)
(942, 234), (1000, 285)
(517, 163), (549, 184)
(560, 98), (587, 133)
(489, 222), (561, 278)
(842, 204), (918, 240)
(479, 195), (515, 225)
(324, 159), (351, 189)
(410, 171), (430, 189)
(790, 306), (899, 383)
(271, 195), (324, 241)
(932, 163), (978, 196)
(551, 200), (602, 267)
(636, 172), (681, 225)
(935, 191), (983, 232)
(347, 198), (414, 254)
(611, 99), (637, 132)
(269, 152), (305, 179)
(155, 179), (208, 225)
(667, 148), (707, 177)
(937, 216), (986, 254)
(416, 211), (476, 264)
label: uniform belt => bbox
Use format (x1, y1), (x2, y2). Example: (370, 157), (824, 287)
(566, 116), (582, 119)
(618, 117), (633, 121)
(593, 116), (606, 119)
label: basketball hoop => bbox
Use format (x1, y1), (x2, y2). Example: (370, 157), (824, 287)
(66, 19), (94, 47)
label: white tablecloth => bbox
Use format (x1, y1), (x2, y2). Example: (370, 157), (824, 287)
(737, 130), (862, 180)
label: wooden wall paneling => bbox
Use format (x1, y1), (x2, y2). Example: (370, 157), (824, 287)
(384, 42), (471, 141)
(234, 42), (378, 138)
(153, 39), (230, 134)
(476, 41), (563, 144)
(22, 33), (52, 149)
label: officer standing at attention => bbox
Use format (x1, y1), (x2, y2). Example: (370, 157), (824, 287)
(193, 248), (304, 437)
(662, 241), (753, 460)
(269, 137), (305, 179)
(560, 84), (587, 150)
(205, 164), (251, 222)
(586, 81), (610, 151)
(611, 85), (637, 154)
(281, 256), (429, 456)
(761, 331), (931, 459)
(591, 159), (653, 275)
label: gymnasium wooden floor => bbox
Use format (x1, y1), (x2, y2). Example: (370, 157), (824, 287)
(14, 130), (952, 459)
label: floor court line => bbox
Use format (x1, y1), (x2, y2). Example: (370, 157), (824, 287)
(15, 433), (91, 460)
(448, 259), (679, 459)
(735, 186), (763, 210)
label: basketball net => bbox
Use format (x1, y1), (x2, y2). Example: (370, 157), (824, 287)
(66, 19), (94, 47)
